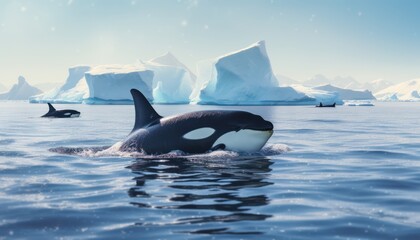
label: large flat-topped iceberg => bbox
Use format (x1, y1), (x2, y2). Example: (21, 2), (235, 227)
(193, 41), (317, 105)
(28, 41), (349, 105)
(0, 76), (42, 100)
(375, 79), (420, 101)
(304, 75), (393, 94)
(291, 84), (342, 105)
(84, 64), (154, 104)
(143, 52), (195, 104)
(30, 65), (154, 104)
(314, 84), (375, 100)
(305, 74), (362, 89)
(30, 53), (193, 104)
(29, 66), (91, 103)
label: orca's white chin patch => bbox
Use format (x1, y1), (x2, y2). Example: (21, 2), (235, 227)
(212, 129), (273, 153)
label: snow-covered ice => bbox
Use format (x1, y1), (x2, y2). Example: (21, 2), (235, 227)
(30, 53), (195, 104)
(84, 64), (154, 104)
(375, 79), (420, 101)
(314, 84), (375, 100)
(30, 65), (154, 104)
(291, 84), (342, 105)
(192, 41), (325, 105)
(143, 52), (196, 104)
(344, 101), (375, 106)
(362, 78), (392, 93)
(26, 41), (380, 105)
(0, 76), (42, 100)
(305, 74), (362, 89)
(303, 75), (390, 93)
(29, 66), (91, 103)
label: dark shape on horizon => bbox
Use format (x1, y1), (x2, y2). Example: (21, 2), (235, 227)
(41, 103), (80, 118)
(117, 89), (274, 154)
(316, 102), (336, 108)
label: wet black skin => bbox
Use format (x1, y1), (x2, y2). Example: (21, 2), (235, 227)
(41, 103), (80, 118)
(119, 89), (273, 154)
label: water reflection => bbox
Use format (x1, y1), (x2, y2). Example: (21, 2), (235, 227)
(127, 156), (273, 235)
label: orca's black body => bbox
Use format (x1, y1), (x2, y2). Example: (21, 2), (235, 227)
(117, 89), (274, 154)
(316, 102), (336, 108)
(41, 103), (80, 118)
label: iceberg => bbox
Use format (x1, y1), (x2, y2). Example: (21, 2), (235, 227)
(143, 52), (196, 104)
(304, 75), (393, 93)
(84, 64), (154, 104)
(30, 65), (154, 104)
(344, 101), (375, 106)
(314, 84), (375, 100)
(362, 78), (392, 93)
(29, 66), (91, 103)
(305, 75), (363, 89)
(192, 41), (316, 105)
(0, 76), (42, 100)
(375, 79), (420, 101)
(291, 84), (342, 105)
(28, 41), (356, 105)
(30, 53), (193, 105)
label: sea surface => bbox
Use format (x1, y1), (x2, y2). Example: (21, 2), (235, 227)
(0, 101), (419, 240)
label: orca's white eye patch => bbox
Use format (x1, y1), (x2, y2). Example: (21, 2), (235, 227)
(183, 127), (215, 140)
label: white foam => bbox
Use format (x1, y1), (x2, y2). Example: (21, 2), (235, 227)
(57, 142), (290, 159)
(259, 143), (291, 156)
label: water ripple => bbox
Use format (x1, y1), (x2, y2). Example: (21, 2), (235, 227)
(0, 139), (15, 145)
(1, 102), (419, 240)
(0, 151), (27, 158)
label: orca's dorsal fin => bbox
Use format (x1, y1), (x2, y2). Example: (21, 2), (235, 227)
(47, 103), (56, 113)
(130, 89), (162, 132)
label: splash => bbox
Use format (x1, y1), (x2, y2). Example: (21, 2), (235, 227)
(259, 143), (291, 156)
(49, 143), (290, 159)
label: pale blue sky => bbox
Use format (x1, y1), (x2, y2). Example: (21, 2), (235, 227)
(1, 0), (419, 87)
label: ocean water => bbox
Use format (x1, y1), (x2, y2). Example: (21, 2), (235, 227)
(0, 101), (419, 240)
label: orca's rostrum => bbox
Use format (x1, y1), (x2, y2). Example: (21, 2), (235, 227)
(116, 89), (274, 154)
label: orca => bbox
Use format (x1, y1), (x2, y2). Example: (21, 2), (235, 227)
(41, 103), (80, 118)
(116, 89), (274, 154)
(316, 102), (336, 108)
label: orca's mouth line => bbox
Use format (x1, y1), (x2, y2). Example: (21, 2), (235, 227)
(243, 127), (274, 131)
(242, 123), (274, 131)
(241, 120), (274, 132)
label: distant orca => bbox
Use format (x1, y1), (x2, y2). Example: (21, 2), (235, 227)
(41, 103), (80, 118)
(316, 102), (336, 108)
(116, 89), (274, 154)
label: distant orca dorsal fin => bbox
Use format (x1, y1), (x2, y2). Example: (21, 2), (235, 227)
(130, 89), (162, 132)
(47, 103), (56, 113)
